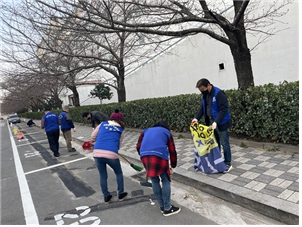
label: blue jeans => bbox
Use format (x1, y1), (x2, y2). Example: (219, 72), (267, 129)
(94, 157), (124, 198)
(150, 173), (171, 210)
(216, 128), (232, 165)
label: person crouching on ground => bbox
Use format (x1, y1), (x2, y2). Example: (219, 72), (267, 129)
(136, 121), (181, 216)
(91, 115), (128, 204)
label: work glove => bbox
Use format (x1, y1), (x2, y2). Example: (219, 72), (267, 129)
(211, 122), (217, 130)
(191, 118), (198, 125)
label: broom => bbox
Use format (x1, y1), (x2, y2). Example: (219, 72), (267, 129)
(119, 153), (144, 172)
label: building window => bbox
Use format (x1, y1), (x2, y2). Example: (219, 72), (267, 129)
(68, 95), (74, 106)
(219, 63), (225, 70)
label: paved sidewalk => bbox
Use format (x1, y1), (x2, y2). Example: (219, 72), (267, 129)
(26, 119), (299, 224)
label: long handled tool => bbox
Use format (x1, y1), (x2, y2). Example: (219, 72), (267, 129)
(119, 153), (144, 172)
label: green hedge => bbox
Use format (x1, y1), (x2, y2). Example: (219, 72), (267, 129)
(20, 81), (298, 144)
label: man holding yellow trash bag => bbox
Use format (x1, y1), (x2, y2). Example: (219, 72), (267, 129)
(192, 78), (232, 173)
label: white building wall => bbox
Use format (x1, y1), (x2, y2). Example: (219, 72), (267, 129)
(123, 1), (299, 101)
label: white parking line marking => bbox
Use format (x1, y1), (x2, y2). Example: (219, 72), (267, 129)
(25, 157), (88, 175)
(8, 124), (39, 225)
(23, 131), (43, 135)
(17, 139), (49, 147)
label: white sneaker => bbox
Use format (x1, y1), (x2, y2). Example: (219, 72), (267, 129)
(223, 165), (233, 173)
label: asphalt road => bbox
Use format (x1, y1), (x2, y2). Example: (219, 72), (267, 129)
(1, 120), (284, 225)
(0, 120), (216, 225)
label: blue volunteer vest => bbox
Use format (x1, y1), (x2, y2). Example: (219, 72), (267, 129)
(139, 126), (171, 161)
(43, 112), (59, 132)
(202, 86), (231, 126)
(94, 121), (123, 153)
(59, 111), (70, 131)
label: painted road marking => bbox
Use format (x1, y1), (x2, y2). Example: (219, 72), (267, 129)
(24, 157), (88, 175)
(8, 123), (39, 225)
(17, 139), (49, 147)
(54, 206), (101, 225)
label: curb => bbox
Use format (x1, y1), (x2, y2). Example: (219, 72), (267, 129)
(172, 169), (299, 225)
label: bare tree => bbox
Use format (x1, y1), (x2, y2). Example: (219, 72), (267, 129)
(61, 0), (292, 90)
(1, 0), (174, 104)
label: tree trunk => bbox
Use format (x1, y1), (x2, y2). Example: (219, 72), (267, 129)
(117, 76), (126, 102)
(230, 46), (254, 90)
(68, 85), (80, 106)
(53, 94), (62, 109)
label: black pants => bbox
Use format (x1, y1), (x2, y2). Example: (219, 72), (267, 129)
(46, 129), (60, 156)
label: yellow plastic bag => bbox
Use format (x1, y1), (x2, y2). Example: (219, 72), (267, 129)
(190, 122), (218, 156)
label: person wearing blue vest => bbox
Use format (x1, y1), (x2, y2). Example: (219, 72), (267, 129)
(136, 121), (180, 217)
(59, 106), (76, 153)
(41, 106), (61, 157)
(192, 78), (233, 173)
(91, 115), (128, 204)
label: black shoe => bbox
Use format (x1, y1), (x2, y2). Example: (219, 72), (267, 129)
(104, 195), (112, 204)
(160, 207), (164, 213)
(54, 153), (60, 157)
(163, 205), (181, 217)
(118, 192), (128, 201)
(68, 148), (76, 152)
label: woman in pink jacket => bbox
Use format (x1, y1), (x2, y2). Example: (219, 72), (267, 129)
(91, 115), (127, 204)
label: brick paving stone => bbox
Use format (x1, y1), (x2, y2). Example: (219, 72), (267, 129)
(254, 155), (271, 162)
(177, 154), (187, 160)
(270, 178), (286, 186)
(182, 151), (193, 156)
(261, 152), (277, 157)
(244, 180), (259, 189)
(218, 173), (238, 182)
(240, 171), (260, 180)
(268, 158), (284, 163)
(236, 163), (256, 171)
(182, 156), (194, 162)
(232, 152), (246, 157)
(228, 167), (246, 175)
(287, 182), (299, 191)
(232, 179), (249, 187)
(177, 160), (187, 166)
(265, 163), (277, 168)
(254, 174), (276, 184)
(187, 166), (195, 172)
(252, 182), (267, 192)
(233, 157), (250, 163)
(249, 166), (269, 174)
(245, 159), (264, 166)
(278, 180), (294, 188)
(264, 184), (286, 193)
(232, 176), (251, 183)
(287, 191), (299, 203)
(287, 166), (299, 174)
(244, 153), (261, 159)
(179, 162), (193, 170)
(272, 164), (294, 172)
(279, 172), (299, 181)
(278, 189), (294, 200)
(260, 188), (282, 197)
(263, 169), (284, 177)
